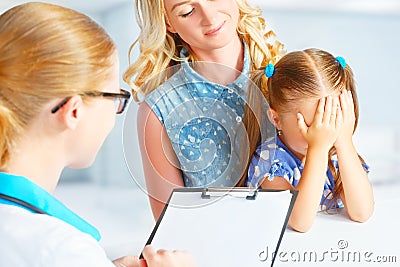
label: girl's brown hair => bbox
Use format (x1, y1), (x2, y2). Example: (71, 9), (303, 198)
(240, 48), (366, 208)
(0, 2), (116, 169)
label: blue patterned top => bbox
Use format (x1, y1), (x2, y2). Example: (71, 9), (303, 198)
(145, 45), (250, 187)
(247, 137), (369, 210)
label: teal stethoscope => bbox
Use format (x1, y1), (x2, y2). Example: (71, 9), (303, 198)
(0, 193), (47, 214)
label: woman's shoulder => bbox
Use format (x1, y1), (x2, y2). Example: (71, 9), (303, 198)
(144, 66), (191, 103)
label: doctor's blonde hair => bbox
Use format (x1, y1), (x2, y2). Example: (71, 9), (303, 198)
(0, 2), (116, 169)
(123, 0), (284, 102)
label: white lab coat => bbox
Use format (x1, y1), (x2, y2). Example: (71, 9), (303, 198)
(0, 204), (115, 267)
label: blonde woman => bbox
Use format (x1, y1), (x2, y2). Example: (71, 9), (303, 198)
(0, 3), (196, 267)
(124, 0), (283, 220)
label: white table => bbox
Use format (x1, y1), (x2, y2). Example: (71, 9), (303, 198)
(272, 185), (400, 266)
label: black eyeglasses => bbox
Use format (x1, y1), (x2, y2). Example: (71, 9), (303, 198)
(51, 89), (131, 114)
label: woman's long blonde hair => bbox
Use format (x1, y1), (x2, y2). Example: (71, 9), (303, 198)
(123, 0), (284, 102)
(0, 2), (116, 169)
(241, 49), (367, 207)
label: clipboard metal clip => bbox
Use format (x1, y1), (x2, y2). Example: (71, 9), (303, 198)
(201, 187), (258, 200)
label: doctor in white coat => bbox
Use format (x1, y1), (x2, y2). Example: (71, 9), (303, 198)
(0, 2), (196, 267)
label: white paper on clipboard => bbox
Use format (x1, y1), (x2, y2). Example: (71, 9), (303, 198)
(143, 188), (298, 267)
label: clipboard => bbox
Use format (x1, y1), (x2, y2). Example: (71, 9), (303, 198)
(143, 188), (298, 267)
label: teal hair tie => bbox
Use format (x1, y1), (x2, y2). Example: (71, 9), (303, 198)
(264, 63), (275, 78)
(336, 56), (346, 69)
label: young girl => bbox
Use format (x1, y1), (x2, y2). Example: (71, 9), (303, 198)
(0, 3), (196, 266)
(124, 0), (284, 220)
(244, 48), (374, 233)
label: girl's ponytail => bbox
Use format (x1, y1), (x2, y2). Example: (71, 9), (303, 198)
(237, 69), (269, 186)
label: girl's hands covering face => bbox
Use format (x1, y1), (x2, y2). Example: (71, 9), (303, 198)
(297, 95), (340, 152)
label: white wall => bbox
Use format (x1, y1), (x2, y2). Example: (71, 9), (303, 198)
(60, 2), (142, 186)
(262, 7), (400, 184)
(264, 9), (400, 127)
(98, 2), (141, 186)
